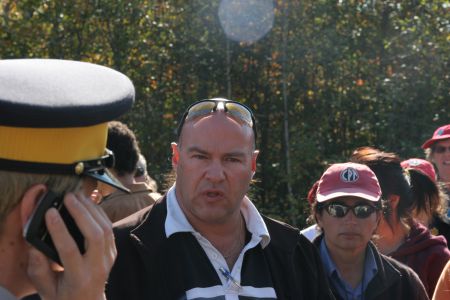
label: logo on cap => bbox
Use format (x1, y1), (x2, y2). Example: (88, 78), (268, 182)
(407, 159), (421, 167)
(340, 167), (359, 183)
(437, 129), (444, 136)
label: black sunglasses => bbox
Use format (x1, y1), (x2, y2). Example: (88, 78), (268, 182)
(176, 99), (257, 142)
(319, 202), (379, 219)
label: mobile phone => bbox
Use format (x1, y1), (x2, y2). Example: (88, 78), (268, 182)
(24, 190), (85, 265)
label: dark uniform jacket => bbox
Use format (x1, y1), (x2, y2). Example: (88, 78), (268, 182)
(313, 236), (429, 300)
(106, 196), (335, 300)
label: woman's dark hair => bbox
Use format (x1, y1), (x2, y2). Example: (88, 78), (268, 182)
(350, 147), (413, 229)
(407, 169), (447, 219)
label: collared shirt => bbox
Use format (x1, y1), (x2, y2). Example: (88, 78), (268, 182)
(0, 286), (18, 300)
(164, 185), (275, 300)
(300, 224), (321, 241)
(320, 238), (378, 300)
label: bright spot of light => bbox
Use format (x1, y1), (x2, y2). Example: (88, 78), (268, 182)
(218, 0), (274, 44)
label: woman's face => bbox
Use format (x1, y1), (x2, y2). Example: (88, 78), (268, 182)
(431, 139), (450, 182)
(316, 196), (380, 254)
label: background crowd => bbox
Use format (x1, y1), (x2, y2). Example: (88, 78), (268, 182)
(1, 0), (448, 226)
(0, 1), (448, 299)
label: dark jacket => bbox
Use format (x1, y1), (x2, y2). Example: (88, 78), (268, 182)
(314, 236), (429, 300)
(390, 221), (450, 297)
(106, 196), (335, 300)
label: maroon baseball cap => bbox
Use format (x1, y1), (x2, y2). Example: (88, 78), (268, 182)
(316, 162), (382, 203)
(401, 158), (437, 182)
(421, 124), (450, 149)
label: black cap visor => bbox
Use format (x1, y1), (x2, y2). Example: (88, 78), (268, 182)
(84, 168), (129, 193)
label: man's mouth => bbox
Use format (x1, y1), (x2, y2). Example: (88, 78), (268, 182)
(203, 190), (225, 199)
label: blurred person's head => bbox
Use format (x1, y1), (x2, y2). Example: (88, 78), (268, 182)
(135, 153), (159, 192)
(401, 158), (447, 226)
(97, 121), (140, 196)
(422, 125), (450, 187)
(135, 153), (149, 182)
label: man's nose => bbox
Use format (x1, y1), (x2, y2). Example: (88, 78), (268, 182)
(205, 160), (226, 182)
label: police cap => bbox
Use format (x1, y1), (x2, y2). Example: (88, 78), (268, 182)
(0, 58), (135, 192)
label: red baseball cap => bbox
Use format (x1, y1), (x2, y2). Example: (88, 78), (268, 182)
(401, 158), (437, 182)
(316, 162), (382, 203)
(421, 124), (450, 149)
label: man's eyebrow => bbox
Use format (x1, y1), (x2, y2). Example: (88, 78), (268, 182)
(186, 147), (248, 157)
(186, 146), (208, 154)
(225, 151), (247, 157)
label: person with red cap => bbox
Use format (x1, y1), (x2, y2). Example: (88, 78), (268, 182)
(422, 124), (450, 193)
(311, 162), (428, 300)
(422, 124), (450, 247)
(401, 158), (448, 231)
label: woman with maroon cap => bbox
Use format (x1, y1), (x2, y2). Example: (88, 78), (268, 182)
(311, 162), (428, 300)
(422, 124), (450, 245)
(401, 158), (449, 246)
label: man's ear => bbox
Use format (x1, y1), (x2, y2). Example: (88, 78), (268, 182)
(251, 150), (259, 174)
(20, 184), (47, 228)
(171, 142), (180, 169)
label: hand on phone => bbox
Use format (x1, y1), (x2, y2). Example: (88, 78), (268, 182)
(25, 192), (116, 300)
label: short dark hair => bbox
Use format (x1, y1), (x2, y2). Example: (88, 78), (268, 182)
(107, 121), (140, 176)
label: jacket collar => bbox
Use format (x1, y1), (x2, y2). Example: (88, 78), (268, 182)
(313, 235), (402, 298)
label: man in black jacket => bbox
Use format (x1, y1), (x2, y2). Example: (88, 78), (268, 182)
(106, 98), (334, 300)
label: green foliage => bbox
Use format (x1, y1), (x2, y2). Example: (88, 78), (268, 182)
(1, 0), (448, 227)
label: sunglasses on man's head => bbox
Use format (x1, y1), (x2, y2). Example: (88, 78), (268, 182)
(434, 145), (450, 154)
(319, 202), (379, 219)
(176, 99), (257, 141)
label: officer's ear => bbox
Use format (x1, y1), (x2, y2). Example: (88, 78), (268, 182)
(20, 184), (47, 228)
(171, 142), (180, 169)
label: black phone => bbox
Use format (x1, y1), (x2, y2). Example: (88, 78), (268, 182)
(24, 190), (85, 265)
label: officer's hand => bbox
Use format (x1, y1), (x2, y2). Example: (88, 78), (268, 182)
(27, 192), (116, 300)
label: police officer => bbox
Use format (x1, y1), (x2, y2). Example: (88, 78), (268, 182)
(0, 59), (134, 300)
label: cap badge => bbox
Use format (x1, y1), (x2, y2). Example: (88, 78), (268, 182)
(437, 129), (444, 136)
(408, 159), (421, 167)
(75, 162), (84, 175)
(340, 167), (359, 183)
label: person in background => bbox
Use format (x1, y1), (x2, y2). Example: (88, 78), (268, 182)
(422, 124), (450, 246)
(300, 181), (321, 241)
(433, 260), (450, 300)
(401, 158), (448, 236)
(106, 98), (334, 299)
(135, 153), (159, 194)
(351, 147), (450, 298)
(311, 162), (428, 300)
(98, 121), (160, 222)
(0, 59), (133, 300)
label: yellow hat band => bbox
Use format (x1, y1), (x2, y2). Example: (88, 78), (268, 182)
(0, 123), (107, 165)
